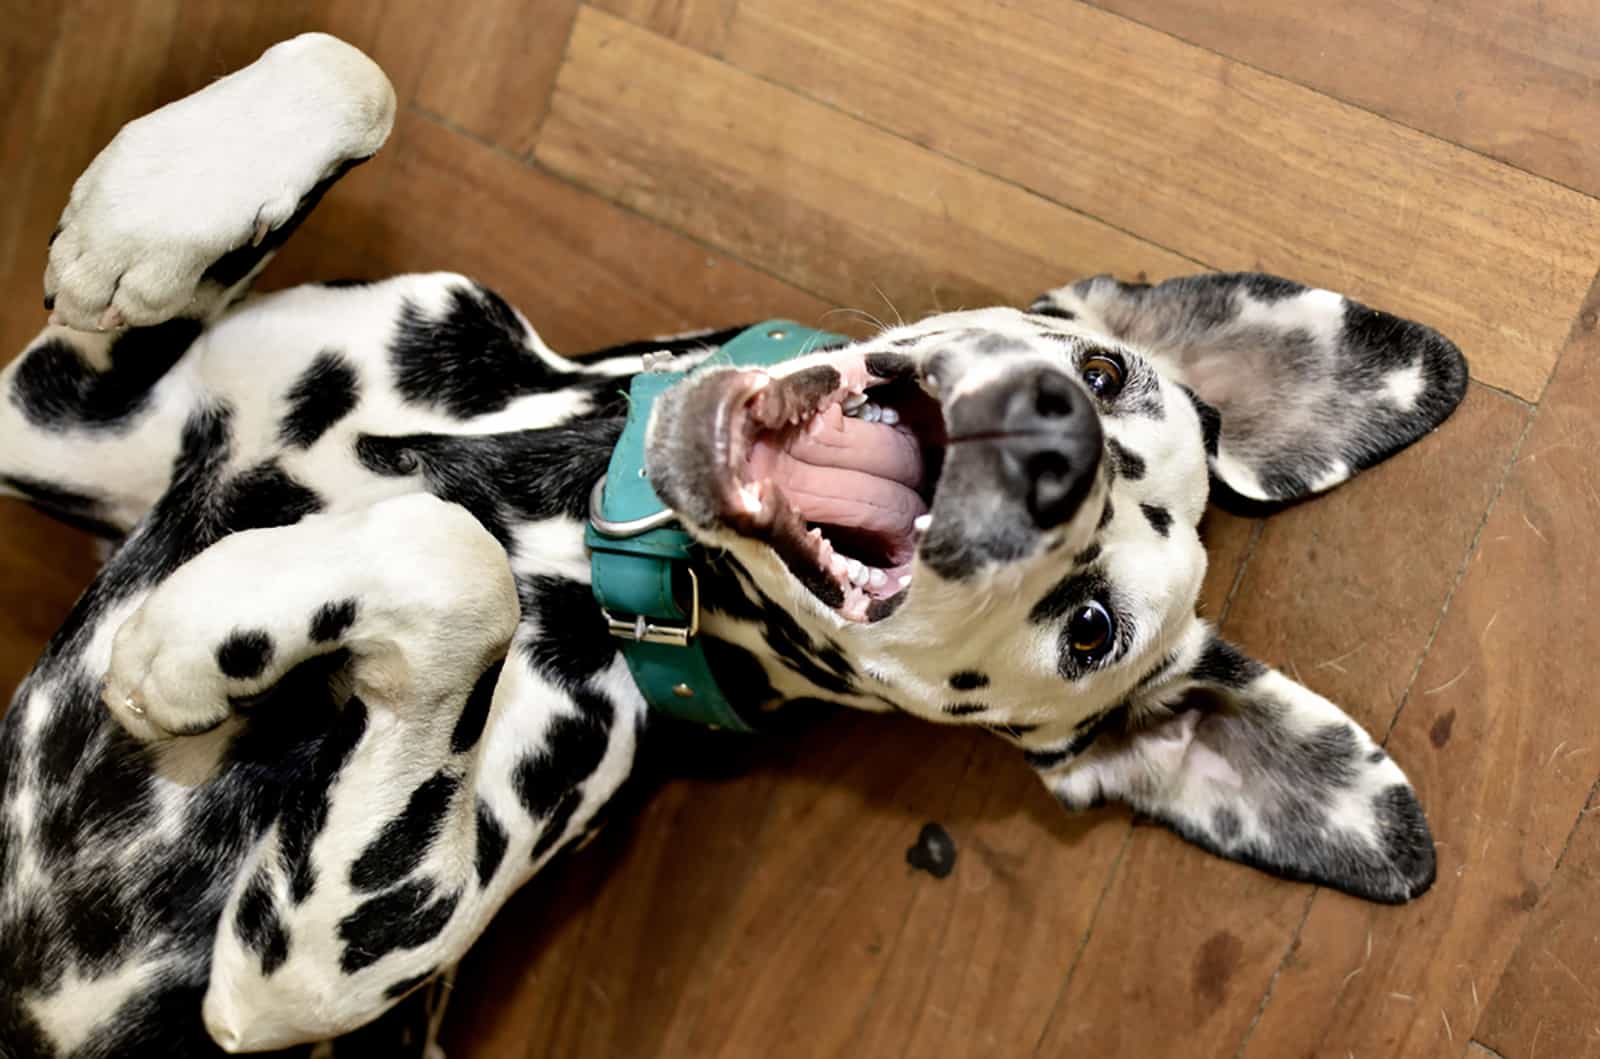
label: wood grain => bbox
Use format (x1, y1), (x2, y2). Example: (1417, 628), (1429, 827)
(537, 8), (1200, 328)
(715, 0), (1600, 400)
(1242, 276), (1600, 1057)
(1093, 0), (1600, 200)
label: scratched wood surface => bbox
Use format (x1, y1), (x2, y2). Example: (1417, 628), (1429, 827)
(2, 2), (1597, 1056)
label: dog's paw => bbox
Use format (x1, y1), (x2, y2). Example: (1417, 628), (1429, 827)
(103, 600), (262, 740)
(46, 33), (395, 331)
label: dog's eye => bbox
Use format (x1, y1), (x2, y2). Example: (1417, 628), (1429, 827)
(1067, 600), (1115, 661)
(1080, 354), (1125, 400)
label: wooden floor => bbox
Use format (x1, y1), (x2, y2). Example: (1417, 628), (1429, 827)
(4, 2), (1600, 1056)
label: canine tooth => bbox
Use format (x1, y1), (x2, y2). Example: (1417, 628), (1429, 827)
(843, 391), (868, 411)
(913, 514), (932, 532)
(878, 407), (900, 425)
(740, 483), (763, 514)
(868, 568), (887, 588)
(898, 575), (912, 588)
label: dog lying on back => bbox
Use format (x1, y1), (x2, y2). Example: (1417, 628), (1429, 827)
(0, 34), (1460, 1058)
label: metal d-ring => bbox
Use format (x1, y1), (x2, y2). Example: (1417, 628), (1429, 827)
(587, 475), (682, 538)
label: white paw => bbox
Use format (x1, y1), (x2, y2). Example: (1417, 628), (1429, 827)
(46, 33), (395, 330)
(103, 599), (238, 741)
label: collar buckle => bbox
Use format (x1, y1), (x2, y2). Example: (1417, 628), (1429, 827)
(602, 567), (700, 646)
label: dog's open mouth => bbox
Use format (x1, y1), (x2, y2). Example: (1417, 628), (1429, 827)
(701, 356), (945, 622)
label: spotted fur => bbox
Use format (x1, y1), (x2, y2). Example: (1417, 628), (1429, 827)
(0, 33), (1464, 1059)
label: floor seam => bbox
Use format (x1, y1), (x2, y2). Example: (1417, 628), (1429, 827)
(1030, 819), (1136, 1055)
(1231, 888), (1319, 1059)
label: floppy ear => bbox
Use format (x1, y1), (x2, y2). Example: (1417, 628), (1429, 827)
(1030, 273), (1468, 503)
(1024, 633), (1435, 903)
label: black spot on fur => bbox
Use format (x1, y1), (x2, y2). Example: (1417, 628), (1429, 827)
(906, 822), (957, 878)
(10, 319), (201, 432)
(280, 350), (359, 449)
(217, 629), (274, 679)
(385, 967), (438, 1001)
(235, 868), (289, 976)
(518, 576), (616, 690)
(280, 697), (370, 904)
(1189, 638), (1265, 690)
(318, 277), (377, 289)
(1373, 785), (1437, 897)
(948, 670), (989, 690)
(475, 801), (509, 887)
(944, 702), (988, 716)
(310, 598), (359, 643)
(391, 283), (606, 418)
(357, 418), (622, 546)
(338, 879), (461, 974)
(450, 660), (503, 755)
(350, 770), (461, 893)
(516, 689), (615, 862)
(1140, 502), (1172, 537)
(1097, 499), (1115, 530)
(1107, 438), (1146, 480)
(218, 461), (323, 533)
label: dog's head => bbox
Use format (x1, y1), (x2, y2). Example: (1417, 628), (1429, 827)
(645, 272), (1465, 903)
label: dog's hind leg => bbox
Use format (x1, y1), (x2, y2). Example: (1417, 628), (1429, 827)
(98, 492), (639, 1049)
(2, 33), (395, 533)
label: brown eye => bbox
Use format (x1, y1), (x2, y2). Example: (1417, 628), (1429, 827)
(1081, 353), (1125, 400)
(1067, 601), (1115, 661)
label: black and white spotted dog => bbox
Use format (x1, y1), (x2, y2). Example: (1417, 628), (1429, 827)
(0, 34), (1464, 1058)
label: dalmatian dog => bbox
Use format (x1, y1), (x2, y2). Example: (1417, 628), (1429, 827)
(0, 33), (1463, 1059)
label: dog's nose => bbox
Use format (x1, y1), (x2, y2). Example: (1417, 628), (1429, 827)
(953, 366), (1103, 529)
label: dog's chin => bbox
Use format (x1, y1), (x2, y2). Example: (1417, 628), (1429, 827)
(674, 352), (947, 622)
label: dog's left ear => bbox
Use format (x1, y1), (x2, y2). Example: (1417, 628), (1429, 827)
(1030, 273), (1468, 503)
(1026, 632), (1436, 903)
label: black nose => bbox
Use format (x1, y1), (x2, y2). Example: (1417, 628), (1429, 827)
(953, 367), (1103, 529)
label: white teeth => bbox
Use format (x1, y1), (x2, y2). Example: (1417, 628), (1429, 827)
(913, 514), (932, 532)
(740, 483), (763, 514)
(843, 391), (868, 411)
(868, 568), (887, 588)
(860, 403), (882, 423)
(898, 575), (912, 588)
(831, 554), (848, 575)
(846, 558), (867, 585)
(878, 407), (900, 425)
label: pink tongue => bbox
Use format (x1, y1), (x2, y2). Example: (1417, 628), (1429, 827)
(748, 405), (926, 540)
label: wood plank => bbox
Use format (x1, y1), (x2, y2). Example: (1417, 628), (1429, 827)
(1093, 0), (1600, 201)
(1477, 787), (1600, 1058)
(1242, 276), (1600, 1057)
(715, 0), (1600, 400)
(590, 0), (736, 54)
(269, 110), (836, 351)
(536, 8), (1200, 329)
(1034, 383), (1529, 1057)
(411, 0), (582, 156)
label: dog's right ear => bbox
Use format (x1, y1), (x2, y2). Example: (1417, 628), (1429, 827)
(1030, 273), (1468, 504)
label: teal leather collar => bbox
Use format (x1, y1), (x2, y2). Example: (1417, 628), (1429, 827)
(586, 321), (847, 730)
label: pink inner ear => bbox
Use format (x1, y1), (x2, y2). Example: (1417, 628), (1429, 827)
(746, 404), (927, 552)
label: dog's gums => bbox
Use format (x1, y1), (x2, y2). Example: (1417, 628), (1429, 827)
(702, 356), (945, 622)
